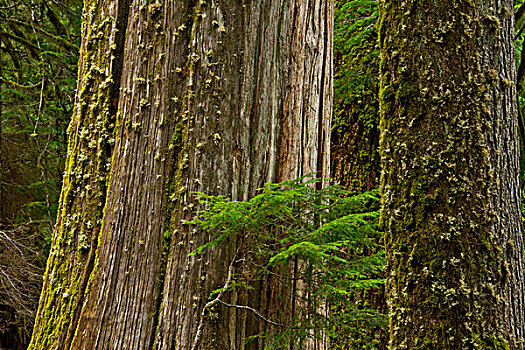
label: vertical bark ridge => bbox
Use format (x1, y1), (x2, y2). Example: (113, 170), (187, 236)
(318, 0), (333, 190)
(499, 5), (525, 342)
(28, 0), (130, 347)
(31, 1), (332, 349)
(154, 1), (332, 349)
(69, 0), (193, 348)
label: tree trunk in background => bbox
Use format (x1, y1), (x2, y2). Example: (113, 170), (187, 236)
(330, 2), (386, 348)
(331, 0), (380, 193)
(30, 1), (332, 349)
(380, 0), (525, 348)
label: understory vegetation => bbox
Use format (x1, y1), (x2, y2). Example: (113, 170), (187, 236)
(0, 0), (81, 346)
(189, 177), (386, 348)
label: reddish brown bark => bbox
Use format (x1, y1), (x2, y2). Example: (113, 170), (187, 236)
(30, 1), (333, 349)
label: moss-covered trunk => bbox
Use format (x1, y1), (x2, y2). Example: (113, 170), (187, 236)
(380, 0), (525, 348)
(330, 2), (387, 348)
(29, 1), (332, 349)
(332, 0), (380, 193)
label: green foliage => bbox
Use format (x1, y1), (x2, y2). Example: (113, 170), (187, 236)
(334, 0), (378, 102)
(0, 0), (81, 227)
(0, 0), (81, 346)
(190, 176), (386, 348)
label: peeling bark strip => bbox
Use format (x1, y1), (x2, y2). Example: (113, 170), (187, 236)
(379, 0), (525, 349)
(30, 1), (332, 349)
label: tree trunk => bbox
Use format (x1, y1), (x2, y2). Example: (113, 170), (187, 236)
(331, 0), (380, 193)
(30, 1), (332, 349)
(330, 2), (387, 348)
(380, 0), (525, 348)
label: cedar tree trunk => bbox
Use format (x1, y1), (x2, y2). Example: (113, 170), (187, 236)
(29, 1), (332, 350)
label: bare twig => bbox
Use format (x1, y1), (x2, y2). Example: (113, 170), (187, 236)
(216, 299), (283, 327)
(191, 260), (235, 350)
(0, 225), (44, 338)
(191, 255), (285, 350)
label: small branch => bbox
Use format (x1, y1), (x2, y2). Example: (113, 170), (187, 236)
(6, 18), (78, 50)
(216, 299), (283, 327)
(0, 231), (24, 255)
(0, 1), (21, 10)
(191, 260), (235, 350)
(0, 31), (40, 56)
(517, 2), (525, 24)
(191, 255), (284, 350)
(250, 260), (323, 281)
(0, 77), (43, 89)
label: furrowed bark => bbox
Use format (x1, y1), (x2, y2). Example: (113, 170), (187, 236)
(29, 0), (128, 346)
(379, 0), (525, 348)
(154, 2), (332, 349)
(30, 1), (333, 349)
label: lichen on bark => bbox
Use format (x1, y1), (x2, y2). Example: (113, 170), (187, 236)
(29, 0), (128, 347)
(379, 0), (525, 348)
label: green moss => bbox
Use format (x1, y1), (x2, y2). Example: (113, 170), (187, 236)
(332, 0), (380, 194)
(379, 1), (518, 348)
(28, 2), (123, 348)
